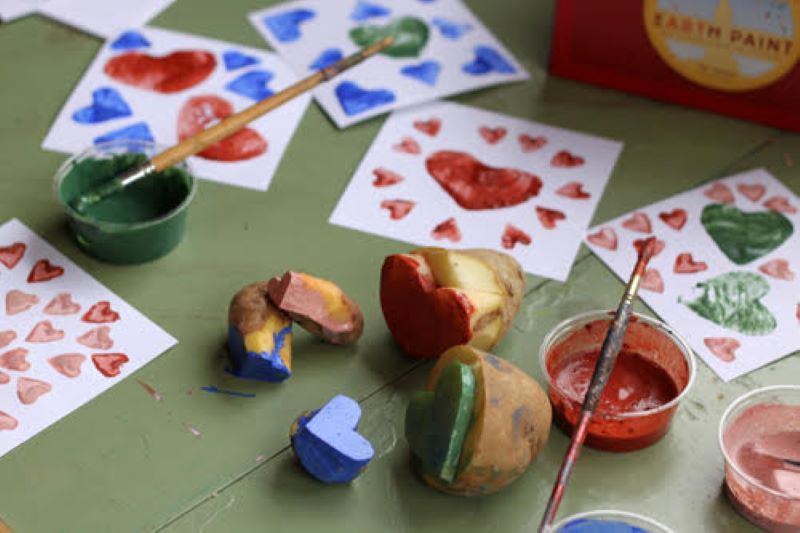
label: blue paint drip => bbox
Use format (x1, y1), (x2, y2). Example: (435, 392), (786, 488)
(432, 17), (472, 39)
(350, 0), (391, 21)
(308, 48), (343, 70)
(224, 70), (275, 101)
(200, 386), (256, 398)
(110, 30), (151, 50)
(263, 9), (315, 43)
(223, 50), (261, 71)
(73, 87), (133, 124)
(226, 324), (292, 382)
(400, 60), (441, 86)
(560, 518), (648, 533)
(335, 81), (395, 116)
(462, 45), (517, 76)
(93, 122), (154, 147)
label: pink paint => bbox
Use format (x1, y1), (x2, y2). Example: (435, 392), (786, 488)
(0, 348), (30, 371)
(137, 379), (162, 401)
(44, 293), (81, 315)
(17, 377), (52, 405)
(48, 354), (86, 378)
(6, 289), (39, 315)
(26, 320), (64, 343)
(77, 326), (114, 350)
(82, 301), (120, 323)
(0, 330), (16, 349)
(0, 411), (18, 430)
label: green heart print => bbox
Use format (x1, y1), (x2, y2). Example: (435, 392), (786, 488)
(683, 271), (777, 335)
(350, 16), (429, 58)
(701, 203), (793, 265)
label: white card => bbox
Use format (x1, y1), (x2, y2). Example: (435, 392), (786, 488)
(0, 0), (43, 21)
(330, 101), (623, 281)
(37, 0), (174, 37)
(586, 169), (800, 382)
(0, 219), (177, 458)
(249, 0), (529, 128)
(42, 26), (311, 191)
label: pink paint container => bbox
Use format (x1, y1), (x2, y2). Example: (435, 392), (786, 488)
(719, 385), (800, 532)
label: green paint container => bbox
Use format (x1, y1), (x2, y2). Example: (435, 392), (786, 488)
(54, 139), (196, 264)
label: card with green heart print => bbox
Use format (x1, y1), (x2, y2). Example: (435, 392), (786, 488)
(585, 169), (799, 382)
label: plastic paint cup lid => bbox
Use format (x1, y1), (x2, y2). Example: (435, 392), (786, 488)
(550, 509), (674, 533)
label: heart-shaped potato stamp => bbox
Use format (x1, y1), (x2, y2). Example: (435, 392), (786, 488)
(701, 204), (793, 265)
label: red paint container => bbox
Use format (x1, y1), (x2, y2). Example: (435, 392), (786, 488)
(539, 310), (695, 452)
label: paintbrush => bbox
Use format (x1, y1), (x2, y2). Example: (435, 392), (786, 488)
(71, 36), (395, 213)
(538, 237), (659, 532)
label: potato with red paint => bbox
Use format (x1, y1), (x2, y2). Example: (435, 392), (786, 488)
(380, 247), (525, 359)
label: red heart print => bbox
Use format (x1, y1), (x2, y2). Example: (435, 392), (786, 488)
(518, 134), (547, 152)
(551, 150), (585, 168)
(674, 253), (708, 274)
(797, 303), (800, 322)
(392, 137), (421, 154)
(622, 212), (652, 234)
(426, 151), (542, 210)
(372, 167), (404, 187)
(0, 330), (16, 349)
(380, 200), (415, 220)
(48, 354), (87, 379)
(413, 118), (441, 137)
(479, 126), (507, 144)
(641, 269), (664, 293)
(27, 259), (64, 283)
(0, 411), (17, 431)
(536, 207), (566, 229)
(758, 259), (795, 281)
(77, 326), (114, 350)
(0, 348), (30, 372)
(92, 353), (129, 378)
(587, 227), (618, 250)
(659, 208), (687, 230)
(82, 301), (121, 323)
(764, 196), (797, 215)
(0, 242), (25, 269)
(634, 238), (665, 257)
(17, 377), (52, 405)
(44, 293), (81, 315)
(26, 321), (65, 343)
(704, 183), (734, 204)
(737, 183), (766, 202)
(431, 218), (461, 242)
(556, 181), (590, 199)
(104, 50), (216, 93)
(6, 290), (39, 315)
(0, 372), (8, 385)
(177, 95), (267, 161)
(704, 337), (739, 362)
(501, 224), (531, 249)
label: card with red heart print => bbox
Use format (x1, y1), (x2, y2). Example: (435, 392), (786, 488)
(0, 219), (176, 459)
(42, 27), (310, 192)
(585, 169), (800, 382)
(36, 0), (175, 38)
(330, 101), (623, 281)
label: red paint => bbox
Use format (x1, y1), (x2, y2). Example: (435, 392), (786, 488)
(177, 95), (267, 161)
(82, 301), (120, 323)
(77, 326), (114, 350)
(26, 321), (64, 343)
(0, 331), (16, 349)
(91, 353), (129, 377)
(674, 253), (708, 274)
(44, 293), (80, 315)
(641, 268), (664, 293)
(759, 259), (795, 281)
(633, 238), (664, 258)
(659, 208), (687, 230)
(431, 217), (461, 242)
(0, 242), (25, 269)
(0, 348), (30, 371)
(0, 372), (8, 385)
(17, 377), (51, 405)
(380, 199), (415, 220)
(587, 227), (617, 250)
(518, 134), (547, 152)
(104, 50), (216, 93)
(372, 167), (404, 187)
(426, 150), (542, 210)
(413, 118), (441, 137)
(48, 354), (86, 378)
(5, 289), (39, 315)
(27, 259), (64, 283)
(705, 183), (735, 204)
(478, 126), (507, 144)
(501, 224), (531, 249)
(536, 207), (566, 229)
(621, 212), (652, 233)
(764, 196), (797, 215)
(392, 137), (421, 154)
(551, 150), (584, 168)
(737, 183), (766, 202)
(0, 411), (18, 430)
(556, 181), (590, 199)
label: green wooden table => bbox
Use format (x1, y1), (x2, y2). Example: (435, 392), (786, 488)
(0, 1), (797, 531)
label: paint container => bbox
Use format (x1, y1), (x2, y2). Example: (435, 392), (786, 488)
(550, 510), (674, 532)
(539, 310), (695, 452)
(719, 385), (800, 532)
(54, 139), (196, 264)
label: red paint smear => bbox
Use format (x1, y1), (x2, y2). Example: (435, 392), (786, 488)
(551, 150), (585, 167)
(704, 337), (739, 362)
(0, 371), (8, 385)
(621, 212), (652, 233)
(674, 253), (708, 274)
(26, 321), (64, 343)
(82, 301), (120, 323)
(380, 199), (415, 220)
(0, 348), (30, 371)
(641, 268), (664, 293)
(392, 137), (421, 154)
(0, 410), (18, 430)
(705, 183), (735, 204)
(478, 126), (507, 144)
(372, 167), (404, 187)
(501, 224), (531, 249)
(430, 217), (461, 242)
(764, 196), (798, 215)
(27, 259), (64, 283)
(659, 208), (687, 230)
(0, 330), (15, 349)
(44, 292), (81, 315)
(92, 353), (129, 377)
(587, 227), (617, 250)
(633, 238), (664, 258)
(5, 289), (39, 315)
(104, 50), (216, 93)
(759, 259), (795, 281)
(17, 377), (51, 405)
(137, 379), (163, 401)
(77, 326), (114, 350)
(737, 183), (766, 202)
(556, 181), (590, 199)
(518, 134), (547, 152)
(536, 207), (566, 229)
(48, 354), (86, 378)
(413, 118), (440, 137)
(0, 242), (25, 269)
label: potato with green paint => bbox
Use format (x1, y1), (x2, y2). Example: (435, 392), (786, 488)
(405, 345), (552, 496)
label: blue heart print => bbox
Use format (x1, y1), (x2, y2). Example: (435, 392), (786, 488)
(335, 81), (396, 116)
(263, 9), (315, 43)
(462, 45), (516, 75)
(72, 87), (133, 124)
(400, 60), (441, 86)
(309, 48), (343, 70)
(223, 50), (261, 71)
(350, 0), (390, 21)
(110, 30), (151, 51)
(225, 70), (275, 101)
(432, 17), (472, 39)
(93, 122), (154, 145)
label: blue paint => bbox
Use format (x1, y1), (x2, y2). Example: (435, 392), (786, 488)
(559, 518), (648, 533)
(224, 70), (275, 101)
(335, 81), (395, 116)
(462, 45), (517, 75)
(263, 9), (315, 43)
(227, 324), (292, 382)
(72, 87), (133, 124)
(308, 48), (343, 70)
(400, 60), (441, 86)
(291, 395), (374, 484)
(484, 354), (512, 373)
(223, 50), (261, 71)
(200, 386), (256, 398)
(350, 0), (390, 21)
(432, 17), (472, 39)
(110, 30), (151, 51)
(93, 122), (154, 146)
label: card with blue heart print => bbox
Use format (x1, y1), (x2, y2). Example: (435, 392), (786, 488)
(42, 27), (311, 192)
(249, 0), (529, 128)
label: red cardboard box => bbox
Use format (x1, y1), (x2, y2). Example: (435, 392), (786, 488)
(549, 0), (800, 131)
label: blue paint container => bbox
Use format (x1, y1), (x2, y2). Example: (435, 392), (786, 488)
(551, 511), (673, 533)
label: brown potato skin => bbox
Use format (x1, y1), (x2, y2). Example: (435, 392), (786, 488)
(420, 345), (551, 496)
(228, 281), (290, 335)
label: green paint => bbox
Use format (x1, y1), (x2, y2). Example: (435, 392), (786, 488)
(682, 271), (777, 335)
(350, 16), (429, 58)
(701, 203), (793, 265)
(405, 361), (475, 483)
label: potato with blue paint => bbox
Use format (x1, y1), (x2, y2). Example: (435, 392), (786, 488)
(227, 281), (293, 382)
